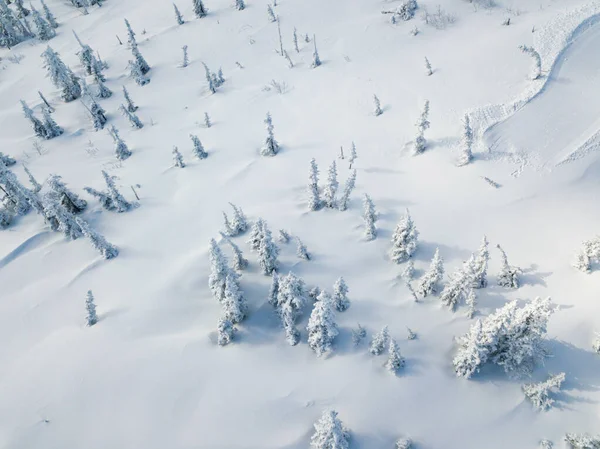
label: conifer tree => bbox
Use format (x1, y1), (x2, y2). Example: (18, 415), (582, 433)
(370, 325), (389, 355)
(497, 244), (521, 289)
(277, 272), (306, 345)
(278, 229), (290, 243)
(229, 203), (247, 235)
(465, 286), (477, 319)
(85, 170), (137, 212)
(204, 112), (211, 128)
(14, 0), (29, 18)
(235, 0), (244, 10)
(248, 218), (265, 251)
(119, 104), (143, 128)
(267, 271), (279, 307)
(129, 59), (150, 86)
(86, 98), (107, 131)
(131, 45), (150, 75)
(424, 56), (432, 76)
(310, 410), (350, 449)
(108, 125), (132, 160)
(0, 160), (33, 215)
(73, 31), (96, 76)
(20, 100), (46, 138)
(190, 134), (208, 159)
(362, 194), (377, 241)
(402, 259), (415, 280)
(386, 338), (405, 373)
(124, 18), (136, 47)
(293, 27), (299, 52)
(338, 169), (356, 212)
(413, 100), (430, 155)
(266, 4), (276, 22)
(41, 46), (82, 102)
(352, 323), (367, 346)
(296, 237), (310, 261)
(222, 270), (247, 324)
(260, 112), (279, 156)
(173, 3), (184, 24)
(42, 191), (83, 239)
(38, 90), (54, 112)
(122, 86), (138, 112)
(208, 238), (232, 303)
(519, 45), (542, 80)
(440, 255), (477, 311)
(307, 291), (339, 357)
(373, 94), (382, 116)
(217, 317), (234, 345)
(23, 165), (41, 192)
(472, 236), (490, 288)
(416, 248), (444, 297)
(30, 4), (54, 40)
(257, 221), (279, 275)
(323, 160), (338, 208)
(94, 72), (112, 98)
(390, 209), (419, 263)
(222, 212), (234, 236)
(181, 44), (189, 68)
(459, 114), (473, 166)
(40, 0), (57, 28)
(220, 232), (248, 271)
(308, 158), (321, 211)
(192, 0), (207, 18)
(333, 277), (350, 312)
(85, 290), (98, 326)
(41, 107), (62, 138)
(0, 152), (15, 166)
(46, 174), (87, 213)
(311, 34), (321, 68)
(349, 141), (357, 168)
(172, 146), (185, 168)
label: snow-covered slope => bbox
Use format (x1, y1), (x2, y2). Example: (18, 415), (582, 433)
(1, 0), (599, 448)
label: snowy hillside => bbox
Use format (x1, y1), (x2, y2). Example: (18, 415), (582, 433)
(1, 0), (600, 447)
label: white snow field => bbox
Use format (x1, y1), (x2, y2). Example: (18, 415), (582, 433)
(1, 0), (600, 448)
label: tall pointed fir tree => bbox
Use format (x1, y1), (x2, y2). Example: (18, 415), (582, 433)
(129, 58), (150, 86)
(386, 338), (405, 373)
(41, 107), (63, 137)
(370, 325), (390, 355)
(46, 174), (87, 213)
(390, 209), (419, 264)
(276, 272), (306, 345)
(30, 4), (55, 41)
(307, 291), (339, 357)
(23, 165), (41, 192)
(122, 86), (138, 112)
(73, 31), (98, 76)
(131, 44), (150, 75)
(208, 238), (231, 303)
(190, 134), (208, 159)
(413, 100), (430, 155)
(75, 217), (119, 259)
(362, 194), (377, 241)
(267, 271), (280, 307)
(266, 4), (276, 22)
(416, 248), (444, 297)
(85, 290), (98, 326)
(223, 270), (247, 324)
(338, 169), (356, 212)
(323, 160), (338, 208)
(257, 221), (279, 275)
(172, 146), (185, 168)
(108, 125), (132, 160)
(94, 71), (112, 98)
(20, 100), (47, 138)
(235, 0), (244, 10)
(220, 232), (248, 271)
(85, 170), (137, 212)
(192, 0), (207, 18)
(247, 218), (265, 251)
(173, 2), (184, 24)
(0, 160), (33, 216)
(333, 277), (350, 312)
(40, 0), (58, 28)
(260, 112), (279, 156)
(373, 94), (382, 116)
(472, 236), (490, 288)
(440, 254), (477, 311)
(307, 158), (321, 211)
(296, 237), (310, 260)
(41, 190), (83, 239)
(424, 56), (433, 76)
(119, 104), (143, 128)
(217, 317), (234, 345)
(310, 410), (350, 449)
(41, 46), (82, 102)
(497, 244), (521, 289)
(124, 18), (136, 47)
(459, 114), (473, 166)
(293, 27), (299, 52)
(311, 34), (321, 68)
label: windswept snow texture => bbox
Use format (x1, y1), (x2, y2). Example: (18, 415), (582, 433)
(1, 0), (600, 449)
(485, 17), (600, 168)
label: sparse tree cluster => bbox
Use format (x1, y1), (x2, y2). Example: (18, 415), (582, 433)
(522, 372), (565, 411)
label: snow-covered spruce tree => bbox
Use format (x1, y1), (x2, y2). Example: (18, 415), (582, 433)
(260, 112), (279, 156)
(564, 433), (600, 449)
(308, 158), (321, 211)
(573, 236), (600, 273)
(497, 244), (521, 289)
(222, 212), (234, 238)
(14, 0), (29, 18)
(362, 194), (377, 241)
(0, 207), (13, 229)
(223, 270), (247, 324)
(217, 317), (234, 346)
(23, 165), (41, 192)
(424, 56), (432, 76)
(193, 0), (207, 18)
(220, 233), (248, 271)
(307, 291), (339, 357)
(40, 0), (58, 28)
(323, 160), (338, 208)
(180, 44), (189, 68)
(190, 134), (208, 159)
(0, 0), (32, 48)
(519, 45), (542, 80)
(413, 100), (430, 155)
(266, 4), (276, 22)
(173, 3), (184, 24)
(453, 297), (556, 379)
(465, 286), (477, 319)
(278, 229), (290, 243)
(119, 104), (143, 129)
(85, 170), (137, 212)
(248, 218), (265, 251)
(349, 141), (357, 167)
(522, 372), (566, 411)
(390, 209), (419, 263)
(30, 4), (54, 41)
(94, 72), (112, 98)
(333, 277), (350, 312)
(352, 323), (366, 346)
(338, 169), (356, 212)
(208, 238), (236, 303)
(129, 58), (150, 86)
(235, 0), (245, 10)
(310, 410), (350, 449)
(395, 438), (413, 449)
(370, 325), (389, 355)
(108, 125), (132, 160)
(41, 46), (82, 102)
(296, 237), (310, 260)
(386, 338), (405, 374)
(402, 259), (415, 281)
(459, 114), (473, 166)
(472, 236), (489, 288)
(73, 31), (97, 76)
(0, 160), (35, 216)
(0, 152), (15, 166)
(267, 271), (279, 307)
(42, 191), (83, 239)
(373, 94), (382, 116)
(277, 272), (306, 345)
(85, 290), (98, 326)
(440, 254), (476, 311)
(46, 174), (87, 214)
(122, 86), (137, 112)
(257, 221), (279, 275)
(204, 112), (211, 128)
(293, 27), (299, 52)
(124, 18), (136, 47)
(229, 203), (247, 235)
(311, 34), (321, 68)
(172, 146), (185, 168)
(40, 107), (62, 138)
(85, 97), (107, 131)
(131, 45), (150, 75)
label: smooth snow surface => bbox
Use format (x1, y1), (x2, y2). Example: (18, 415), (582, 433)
(1, 0), (600, 448)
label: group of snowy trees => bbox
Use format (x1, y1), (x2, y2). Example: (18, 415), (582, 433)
(307, 157), (357, 212)
(573, 235), (600, 273)
(0, 0), (58, 48)
(370, 325), (406, 374)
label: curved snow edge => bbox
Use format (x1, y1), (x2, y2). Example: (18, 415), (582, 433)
(469, 1), (600, 152)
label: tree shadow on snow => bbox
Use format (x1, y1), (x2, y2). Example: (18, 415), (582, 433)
(414, 240), (472, 263)
(520, 263), (552, 288)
